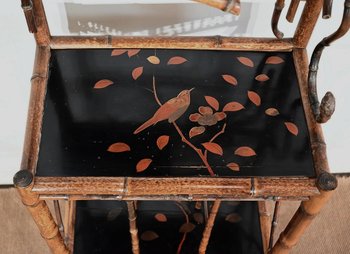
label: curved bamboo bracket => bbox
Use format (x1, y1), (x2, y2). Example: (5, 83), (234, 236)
(271, 0), (285, 39)
(308, 0), (350, 124)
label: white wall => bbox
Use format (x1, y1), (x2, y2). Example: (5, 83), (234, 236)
(0, 0), (349, 184)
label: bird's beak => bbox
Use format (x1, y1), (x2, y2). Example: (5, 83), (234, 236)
(189, 87), (195, 92)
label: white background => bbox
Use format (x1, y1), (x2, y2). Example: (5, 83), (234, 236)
(0, 0), (349, 184)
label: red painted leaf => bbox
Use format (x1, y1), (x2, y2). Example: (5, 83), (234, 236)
(94, 79), (113, 89)
(195, 201), (202, 210)
(141, 231), (159, 241)
(157, 135), (170, 150)
(247, 91), (261, 106)
(284, 122), (299, 136)
(234, 146), (256, 157)
(198, 106), (213, 115)
(167, 56), (187, 65)
(265, 108), (280, 116)
(111, 49), (127, 56)
(227, 162), (240, 172)
(237, 57), (254, 67)
(223, 102), (244, 112)
(189, 113), (201, 122)
(179, 222), (196, 233)
(225, 213), (242, 223)
(147, 56), (160, 64)
(222, 74), (238, 86)
(107, 142), (130, 153)
(154, 213), (167, 222)
(127, 49), (141, 57)
(205, 96), (219, 111)
(214, 112), (226, 121)
(193, 213), (204, 224)
(255, 74), (270, 82)
(136, 158), (152, 172)
(266, 56), (284, 64)
(202, 142), (223, 156)
(189, 126), (205, 138)
(132, 66), (143, 80)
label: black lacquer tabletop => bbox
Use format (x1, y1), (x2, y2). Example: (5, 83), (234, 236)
(36, 49), (314, 177)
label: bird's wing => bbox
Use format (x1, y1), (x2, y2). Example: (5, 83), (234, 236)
(168, 105), (189, 123)
(152, 98), (179, 122)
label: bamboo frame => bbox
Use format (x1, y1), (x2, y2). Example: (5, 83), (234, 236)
(271, 0), (285, 39)
(268, 201), (281, 250)
(286, 0), (300, 23)
(63, 201), (76, 253)
(258, 201), (271, 254)
(53, 200), (64, 236)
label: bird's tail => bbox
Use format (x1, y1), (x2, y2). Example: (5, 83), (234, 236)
(133, 117), (155, 134)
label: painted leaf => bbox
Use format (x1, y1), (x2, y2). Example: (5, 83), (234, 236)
(195, 201), (202, 210)
(107, 208), (122, 221)
(255, 74), (270, 82)
(225, 213), (242, 223)
(154, 213), (167, 222)
(111, 49), (127, 56)
(222, 74), (238, 86)
(202, 142), (223, 156)
(94, 79), (113, 89)
(205, 96), (219, 111)
(237, 57), (254, 67)
(107, 142), (131, 153)
(127, 49), (141, 57)
(284, 122), (299, 136)
(157, 135), (170, 150)
(193, 213), (204, 224)
(189, 126), (205, 138)
(223, 102), (244, 112)
(266, 56), (284, 64)
(179, 222), (196, 233)
(141, 231), (159, 241)
(214, 112), (226, 121)
(227, 162), (240, 172)
(198, 106), (213, 115)
(147, 56), (160, 65)
(265, 108), (280, 116)
(248, 91), (261, 106)
(132, 66), (143, 80)
(136, 158), (152, 172)
(167, 56), (187, 65)
(234, 146), (256, 157)
(189, 113), (201, 122)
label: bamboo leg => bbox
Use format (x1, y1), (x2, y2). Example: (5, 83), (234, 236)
(258, 201), (271, 254)
(14, 170), (69, 254)
(127, 201), (140, 254)
(199, 200), (221, 254)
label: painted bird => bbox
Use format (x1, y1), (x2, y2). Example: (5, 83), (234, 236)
(133, 88), (194, 134)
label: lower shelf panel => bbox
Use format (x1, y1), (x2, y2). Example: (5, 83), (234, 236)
(74, 200), (263, 254)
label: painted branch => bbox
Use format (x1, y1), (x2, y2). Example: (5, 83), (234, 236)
(308, 0), (350, 123)
(63, 201), (76, 253)
(13, 170), (69, 254)
(271, 0), (285, 39)
(127, 201), (140, 254)
(323, 0), (333, 19)
(32, 0), (51, 45)
(268, 201), (281, 251)
(199, 200), (221, 254)
(54, 200), (64, 236)
(50, 36), (294, 52)
(21, 0), (37, 33)
(195, 0), (241, 15)
(204, 123), (226, 158)
(176, 202), (190, 254)
(286, 0), (300, 23)
(258, 201), (271, 254)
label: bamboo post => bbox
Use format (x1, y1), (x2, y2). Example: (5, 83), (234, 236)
(54, 200), (64, 236)
(199, 200), (221, 254)
(268, 201), (281, 251)
(127, 201), (140, 254)
(31, 0), (51, 46)
(13, 170), (69, 254)
(271, 0), (285, 39)
(286, 0), (300, 23)
(63, 201), (76, 253)
(258, 201), (271, 254)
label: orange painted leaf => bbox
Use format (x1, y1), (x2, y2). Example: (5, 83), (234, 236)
(202, 142), (223, 156)
(223, 102), (244, 112)
(189, 126), (205, 138)
(193, 213), (204, 224)
(225, 213), (242, 223)
(255, 74), (270, 82)
(237, 57), (254, 67)
(266, 56), (284, 64)
(195, 201), (202, 210)
(265, 108), (280, 116)
(157, 135), (170, 150)
(132, 66), (143, 80)
(94, 79), (113, 89)
(234, 146), (256, 157)
(179, 222), (196, 233)
(222, 74), (238, 86)
(136, 158), (152, 172)
(204, 96), (219, 111)
(284, 122), (299, 136)
(111, 49), (127, 56)
(154, 213), (167, 222)
(127, 49), (141, 57)
(147, 56), (160, 64)
(167, 56), (187, 65)
(141, 231), (159, 241)
(248, 91), (261, 106)
(107, 142), (131, 153)
(227, 162), (240, 172)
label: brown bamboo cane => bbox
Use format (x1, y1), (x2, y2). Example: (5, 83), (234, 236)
(258, 201), (271, 254)
(268, 201), (281, 251)
(286, 0), (300, 23)
(54, 200), (64, 236)
(271, 0), (285, 39)
(63, 201), (76, 253)
(195, 0), (241, 15)
(198, 200), (221, 254)
(32, 0), (51, 45)
(127, 201), (140, 254)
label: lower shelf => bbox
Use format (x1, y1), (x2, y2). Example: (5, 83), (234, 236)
(74, 200), (263, 254)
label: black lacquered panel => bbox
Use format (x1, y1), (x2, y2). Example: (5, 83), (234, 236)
(74, 200), (263, 254)
(36, 49), (314, 177)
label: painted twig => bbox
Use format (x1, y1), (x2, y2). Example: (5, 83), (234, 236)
(204, 123), (227, 159)
(175, 202), (190, 254)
